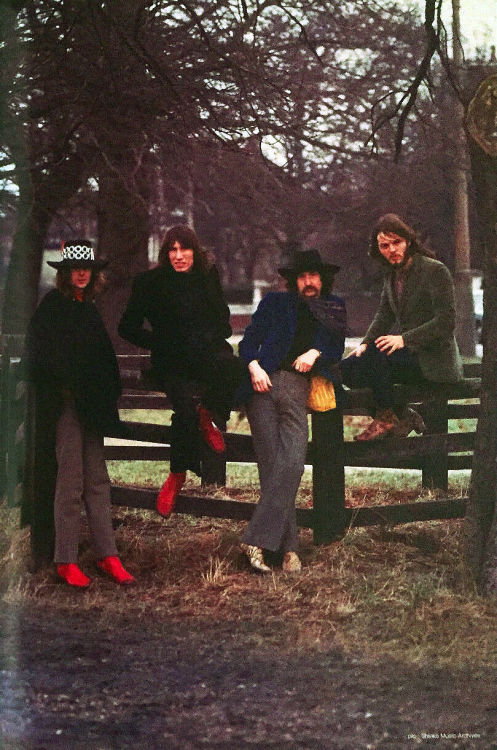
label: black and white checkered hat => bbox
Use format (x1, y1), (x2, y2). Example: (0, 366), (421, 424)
(47, 240), (108, 270)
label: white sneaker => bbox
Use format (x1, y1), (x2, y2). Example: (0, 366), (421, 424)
(240, 543), (271, 574)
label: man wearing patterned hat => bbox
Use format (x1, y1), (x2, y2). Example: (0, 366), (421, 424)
(23, 240), (135, 586)
(236, 249), (346, 574)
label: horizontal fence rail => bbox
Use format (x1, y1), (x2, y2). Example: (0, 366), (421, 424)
(1, 342), (480, 558)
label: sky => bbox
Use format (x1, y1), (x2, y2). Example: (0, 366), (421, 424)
(439, 0), (497, 54)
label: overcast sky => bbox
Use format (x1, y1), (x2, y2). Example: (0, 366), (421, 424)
(440, 0), (497, 53)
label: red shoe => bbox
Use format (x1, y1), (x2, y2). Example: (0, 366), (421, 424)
(97, 556), (135, 585)
(57, 563), (91, 588)
(197, 406), (226, 453)
(156, 471), (186, 517)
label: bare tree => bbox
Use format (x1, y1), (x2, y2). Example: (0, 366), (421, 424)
(465, 74), (497, 593)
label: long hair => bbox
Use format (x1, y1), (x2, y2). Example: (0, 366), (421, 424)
(56, 269), (106, 300)
(369, 214), (436, 265)
(158, 225), (213, 273)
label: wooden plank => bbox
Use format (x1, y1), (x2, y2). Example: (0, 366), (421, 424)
(115, 354), (481, 379)
(346, 498), (467, 526)
(105, 445), (473, 470)
(119, 394), (169, 409)
(447, 454), (473, 470)
(343, 379), (480, 411)
(462, 362), (481, 377)
(447, 403), (479, 419)
(103, 431), (475, 467)
(105, 445), (170, 460)
(422, 396), (448, 490)
(108, 421), (172, 443)
(311, 409), (346, 543)
(343, 432), (449, 461)
(110, 485), (467, 529)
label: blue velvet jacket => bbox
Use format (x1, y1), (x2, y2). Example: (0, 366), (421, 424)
(236, 291), (346, 404)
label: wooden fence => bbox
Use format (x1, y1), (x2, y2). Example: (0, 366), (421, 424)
(1, 342), (480, 550)
(109, 354), (479, 541)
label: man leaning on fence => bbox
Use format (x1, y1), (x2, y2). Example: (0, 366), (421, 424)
(340, 214), (464, 441)
(236, 249), (346, 574)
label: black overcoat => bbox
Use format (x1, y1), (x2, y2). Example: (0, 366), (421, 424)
(118, 263), (234, 380)
(22, 289), (123, 564)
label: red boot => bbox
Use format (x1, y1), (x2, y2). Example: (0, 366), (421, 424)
(57, 563), (91, 588)
(156, 471), (186, 517)
(197, 406), (226, 453)
(97, 556), (135, 585)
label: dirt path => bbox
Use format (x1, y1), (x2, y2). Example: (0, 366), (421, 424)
(0, 603), (494, 749)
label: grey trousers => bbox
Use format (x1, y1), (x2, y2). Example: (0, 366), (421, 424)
(241, 370), (310, 553)
(54, 399), (118, 563)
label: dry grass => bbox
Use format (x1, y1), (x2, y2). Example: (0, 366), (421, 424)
(1, 484), (495, 671)
(0, 405), (487, 668)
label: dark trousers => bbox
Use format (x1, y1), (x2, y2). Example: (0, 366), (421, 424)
(162, 355), (245, 475)
(340, 343), (424, 413)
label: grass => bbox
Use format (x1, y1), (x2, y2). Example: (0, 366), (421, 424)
(1, 471), (494, 671)
(2, 404), (491, 671)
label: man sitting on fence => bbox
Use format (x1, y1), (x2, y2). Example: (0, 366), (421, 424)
(236, 249), (346, 574)
(340, 214), (464, 441)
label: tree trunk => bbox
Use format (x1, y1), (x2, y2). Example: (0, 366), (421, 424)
(451, 0), (476, 356)
(96, 164), (150, 350)
(2, 200), (49, 335)
(2, 153), (84, 335)
(464, 136), (497, 592)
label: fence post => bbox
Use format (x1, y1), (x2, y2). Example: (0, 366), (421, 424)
(311, 408), (346, 544)
(200, 420), (227, 486)
(421, 393), (449, 490)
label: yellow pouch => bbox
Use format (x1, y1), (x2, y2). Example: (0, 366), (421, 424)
(307, 375), (336, 412)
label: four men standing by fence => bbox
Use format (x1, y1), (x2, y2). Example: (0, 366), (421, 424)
(17, 214), (465, 580)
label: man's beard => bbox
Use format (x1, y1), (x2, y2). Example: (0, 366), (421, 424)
(301, 285), (320, 297)
(391, 253), (411, 270)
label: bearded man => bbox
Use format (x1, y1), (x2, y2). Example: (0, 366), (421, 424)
(237, 249), (346, 574)
(340, 214), (463, 441)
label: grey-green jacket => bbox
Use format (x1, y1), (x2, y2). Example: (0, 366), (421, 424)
(363, 254), (463, 382)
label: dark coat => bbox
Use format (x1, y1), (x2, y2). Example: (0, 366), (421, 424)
(24, 289), (122, 432)
(22, 289), (123, 563)
(237, 291), (346, 404)
(363, 254), (463, 382)
(118, 263), (234, 380)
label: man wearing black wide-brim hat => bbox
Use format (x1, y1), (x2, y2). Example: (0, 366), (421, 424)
(236, 249), (346, 574)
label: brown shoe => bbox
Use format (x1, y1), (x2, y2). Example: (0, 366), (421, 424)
(354, 408), (399, 441)
(282, 551), (302, 574)
(393, 407), (426, 437)
(240, 543), (271, 574)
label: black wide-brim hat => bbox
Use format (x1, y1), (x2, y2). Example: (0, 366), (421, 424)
(47, 239), (108, 270)
(278, 249), (340, 280)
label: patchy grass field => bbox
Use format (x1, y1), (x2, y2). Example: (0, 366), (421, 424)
(2, 407), (496, 747)
(2, 406), (493, 675)
(1, 479), (495, 672)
